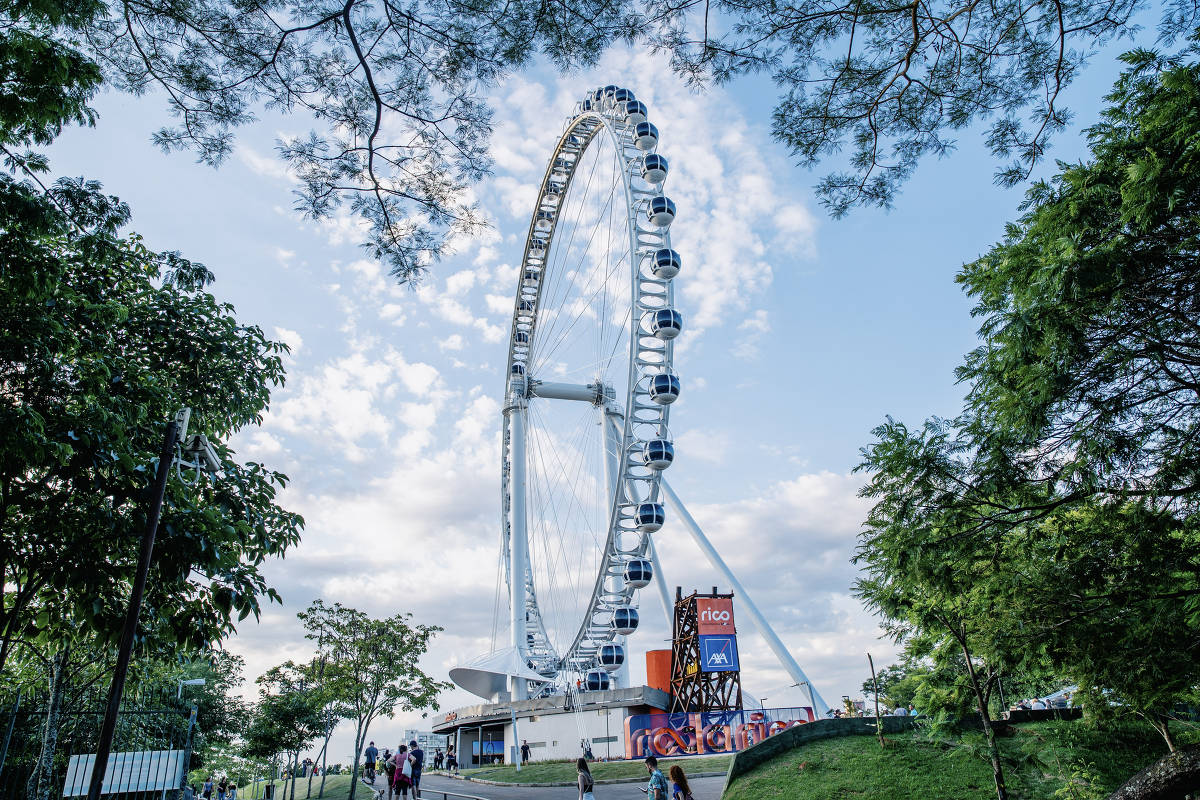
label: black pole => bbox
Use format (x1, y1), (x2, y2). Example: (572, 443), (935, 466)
(87, 420), (178, 800)
(0, 690), (21, 784)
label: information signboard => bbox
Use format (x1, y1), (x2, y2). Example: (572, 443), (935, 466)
(63, 750), (187, 796)
(696, 598), (736, 635)
(698, 634), (740, 672)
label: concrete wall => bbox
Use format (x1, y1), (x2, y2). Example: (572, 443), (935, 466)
(1003, 708), (1082, 724)
(723, 717), (918, 788)
(507, 706), (629, 762)
(721, 709), (1085, 794)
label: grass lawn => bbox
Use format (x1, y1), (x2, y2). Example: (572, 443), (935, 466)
(458, 754), (732, 783)
(237, 773), (358, 800)
(724, 720), (1192, 800)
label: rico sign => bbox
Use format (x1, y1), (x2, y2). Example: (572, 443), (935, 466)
(696, 598), (735, 635)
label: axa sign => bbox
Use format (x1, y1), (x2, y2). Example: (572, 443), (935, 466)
(698, 635), (739, 673)
(696, 598), (735, 635)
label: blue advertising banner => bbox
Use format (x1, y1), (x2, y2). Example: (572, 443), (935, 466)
(472, 740), (504, 756)
(698, 634), (739, 672)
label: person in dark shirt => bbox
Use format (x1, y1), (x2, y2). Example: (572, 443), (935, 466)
(407, 740), (424, 798)
(363, 742), (379, 782)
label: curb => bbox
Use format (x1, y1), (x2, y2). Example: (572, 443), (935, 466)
(431, 770), (725, 788)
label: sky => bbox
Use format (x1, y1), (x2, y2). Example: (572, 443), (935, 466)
(44, 25), (1157, 763)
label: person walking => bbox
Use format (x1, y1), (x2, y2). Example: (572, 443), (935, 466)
(392, 745), (411, 799)
(202, 776), (214, 799)
(364, 741), (379, 783)
(407, 739), (425, 798)
(521, 740), (531, 764)
(382, 749), (395, 799)
(668, 765), (693, 800)
(217, 777), (228, 800)
(577, 758), (595, 800)
(445, 745), (458, 774)
(642, 756), (668, 800)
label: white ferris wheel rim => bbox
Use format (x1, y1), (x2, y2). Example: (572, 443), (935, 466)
(501, 87), (681, 686)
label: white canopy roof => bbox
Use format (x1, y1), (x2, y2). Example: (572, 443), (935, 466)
(449, 648), (548, 701)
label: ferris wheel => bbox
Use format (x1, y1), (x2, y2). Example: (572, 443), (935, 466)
(448, 85), (829, 716)
(498, 84), (681, 696)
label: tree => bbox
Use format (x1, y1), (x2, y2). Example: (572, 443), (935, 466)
(292, 602), (354, 799)
(861, 658), (932, 711)
(854, 439), (1015, 800)
(0, 170), (304, 673)
(855, 39), (1200, 796)
(243, 669), (324, 800)
(298, 601), (449, 800)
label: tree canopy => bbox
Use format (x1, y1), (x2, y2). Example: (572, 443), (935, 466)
(6, 0), (1190, 277)
(855, 35), (1200, 782)
(0, 173), (304, 670)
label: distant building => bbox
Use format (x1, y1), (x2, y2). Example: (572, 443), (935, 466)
(402, 730), (450, 752)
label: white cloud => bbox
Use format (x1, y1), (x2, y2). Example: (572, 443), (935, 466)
(236, 145), (296, 183)
(675, 428), (732, 464)
(732, 310), (770, 358)
(274, 247), (296, 268)
(273, 326), (304, 354)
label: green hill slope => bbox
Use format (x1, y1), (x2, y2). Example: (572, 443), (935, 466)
(723, 720), (1186, 800)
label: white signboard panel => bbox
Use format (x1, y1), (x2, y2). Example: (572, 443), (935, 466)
(63, 750), (186, 796)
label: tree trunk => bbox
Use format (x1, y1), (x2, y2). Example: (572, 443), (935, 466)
(347, 722), (364, 800)
(1147, 714), (1177, 753)
(289, 750), (299, 800)
(959, 639), (1007, 800)
(29, 648), (68, 800)
(1106, 744), (1200, 800)
(317, 727), (332, 798)
(307, 734), (331, 796)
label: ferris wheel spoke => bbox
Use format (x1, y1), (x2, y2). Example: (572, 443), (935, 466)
(532, 182), (623, 372)
(525, 403), (605, 651)
(532, 153), (612, 363)
(533, 250), (631, 377)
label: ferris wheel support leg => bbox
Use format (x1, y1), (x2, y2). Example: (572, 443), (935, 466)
(659, 479), (830, 717)
(507, 401), (530, 701)
(646, 535), (674, 633)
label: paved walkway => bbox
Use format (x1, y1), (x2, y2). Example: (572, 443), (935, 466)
(369, 772), (726, 800)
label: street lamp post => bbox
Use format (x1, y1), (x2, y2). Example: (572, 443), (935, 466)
(88, 409), (219, 800)
(87, 417), (181, 800)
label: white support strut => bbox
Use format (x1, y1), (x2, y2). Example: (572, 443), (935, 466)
(646, 536), (674, 633)
(659, 478), (830, 717)
(507, 400), (530, 701)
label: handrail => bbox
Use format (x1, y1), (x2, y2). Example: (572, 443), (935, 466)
(418, 790), (491, 800)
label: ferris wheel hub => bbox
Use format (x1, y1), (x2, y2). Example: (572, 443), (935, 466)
(525, 380), (614, 405)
